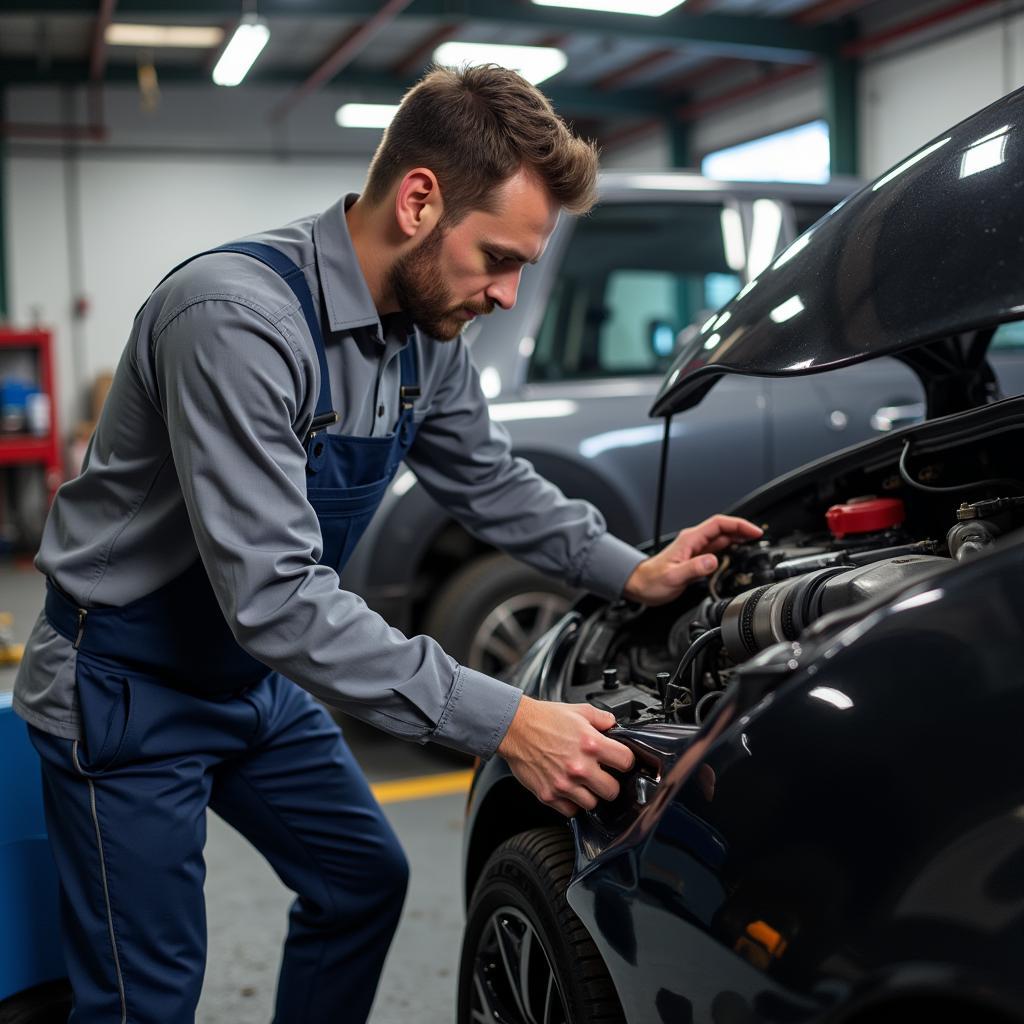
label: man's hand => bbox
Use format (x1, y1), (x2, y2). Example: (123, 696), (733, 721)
(623, 514), (763, 606)
(497, 696), (635, 817)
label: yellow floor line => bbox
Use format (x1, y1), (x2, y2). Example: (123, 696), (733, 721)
(371, 769), (474, 805)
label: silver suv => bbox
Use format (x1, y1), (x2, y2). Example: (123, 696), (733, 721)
(342, 172), (1024, 675)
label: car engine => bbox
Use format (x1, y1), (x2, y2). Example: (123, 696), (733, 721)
(558, 425), (1024, 730)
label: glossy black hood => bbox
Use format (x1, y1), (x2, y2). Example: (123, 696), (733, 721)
(652, 87), (1024, 417)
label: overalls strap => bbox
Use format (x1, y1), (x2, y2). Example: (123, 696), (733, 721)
(210, 243), (335, 423)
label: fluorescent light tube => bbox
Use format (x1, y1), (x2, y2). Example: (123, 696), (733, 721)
(106, 24), (225, 48)
(335, 103), (400, 129)
(433, 42), (567, 85)
(532, 0), (685, 14)
(212, 16), (270, 87)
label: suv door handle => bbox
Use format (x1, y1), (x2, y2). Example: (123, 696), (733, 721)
(870, 402), (925, 432)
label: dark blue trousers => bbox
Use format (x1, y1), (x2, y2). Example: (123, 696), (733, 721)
(30, 671), (409, 1024)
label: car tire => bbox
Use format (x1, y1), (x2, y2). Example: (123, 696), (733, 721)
(0, 981), (72, 1024)
(457, 827), (625, 1024)
(423, 554), (574, 677)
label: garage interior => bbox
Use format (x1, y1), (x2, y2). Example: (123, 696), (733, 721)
(1, 2), (1023, 1022)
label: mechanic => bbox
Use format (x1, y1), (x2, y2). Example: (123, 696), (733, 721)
(13, 64), (761, 1024)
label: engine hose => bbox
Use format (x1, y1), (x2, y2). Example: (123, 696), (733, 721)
(664, 627), (722, 716)
(695, 690), (725, 725)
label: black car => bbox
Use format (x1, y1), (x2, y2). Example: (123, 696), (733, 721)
(457, 88), (1024, 1024)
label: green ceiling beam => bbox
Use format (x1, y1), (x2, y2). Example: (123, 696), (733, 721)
(0, 60), (677, 118)
(825, 53), (858, 176)
(0, 0), (843, 61)
(667, 119), (691, 169)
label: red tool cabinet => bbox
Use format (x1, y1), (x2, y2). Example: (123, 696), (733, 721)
(0, 328), (63, 502)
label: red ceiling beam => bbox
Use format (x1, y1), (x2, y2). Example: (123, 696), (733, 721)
(391, 22), (461, 77)
(658, 56), (747, 95)
(595, 47), (679, 91)
(841, 0), (1001, 57)
(601, 117), (663, 152)
(271, 0), (414, 120)
(675, 62), (814, 120)
(792, 0), (873, 26)
(88, 0), (117, 82)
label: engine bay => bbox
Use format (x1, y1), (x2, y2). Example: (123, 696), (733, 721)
(559, 408), (1024, 729)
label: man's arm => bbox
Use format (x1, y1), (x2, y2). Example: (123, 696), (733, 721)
(405, 339), (763, 605)
(405, 339), (645, 600)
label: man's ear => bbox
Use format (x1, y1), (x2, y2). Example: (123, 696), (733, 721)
(394, 168), (443, 240)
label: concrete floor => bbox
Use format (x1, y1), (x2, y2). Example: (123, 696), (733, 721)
(0, 559), (470, 1023)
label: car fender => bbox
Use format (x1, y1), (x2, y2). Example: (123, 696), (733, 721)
(566, 541), (1024, 1023)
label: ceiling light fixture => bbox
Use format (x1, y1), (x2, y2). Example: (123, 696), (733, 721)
(531, 0), (685, 15)
(335, 103), (400, 129)
(106, 24), (225, 48)
(212, 15), (270, 87)
(433, 41), (567, 85)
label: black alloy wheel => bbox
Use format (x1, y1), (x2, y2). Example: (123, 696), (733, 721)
(458, 828), (625, 1024)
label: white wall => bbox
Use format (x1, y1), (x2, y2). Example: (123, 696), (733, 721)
(686, 6), (1024, 179)
(858, 11), (1024, 178)
(6, 147), (369, 428)
(601, 128), (671, 170)
(691, 72), (823, 160)
(5, 156), (76, 428)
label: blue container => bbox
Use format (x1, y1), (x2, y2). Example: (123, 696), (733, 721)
(0, 692), (66, 1001)
(0, 378), (34, 433)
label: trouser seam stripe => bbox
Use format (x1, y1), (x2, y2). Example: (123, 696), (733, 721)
(73, 740), (129, 1024)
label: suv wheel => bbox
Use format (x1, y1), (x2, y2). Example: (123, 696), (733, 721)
(0, 981), (72, 1024)
(457, 827), (624, 1024)
(424, 554), (573, 677)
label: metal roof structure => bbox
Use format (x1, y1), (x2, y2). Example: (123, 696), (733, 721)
(0, 0), (1007, 170)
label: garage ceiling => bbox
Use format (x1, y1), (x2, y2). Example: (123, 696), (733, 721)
(0, 0), (1003, 164)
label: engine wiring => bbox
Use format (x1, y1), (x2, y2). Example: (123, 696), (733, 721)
(899, 439), (1024, 494)
(663, 626), (722, 718)
(708, 553), (730, 601)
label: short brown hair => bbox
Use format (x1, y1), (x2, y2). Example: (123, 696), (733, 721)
(363, 64), (599, 224)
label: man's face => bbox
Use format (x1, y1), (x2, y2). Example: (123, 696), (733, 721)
(388, 169), (560, 341)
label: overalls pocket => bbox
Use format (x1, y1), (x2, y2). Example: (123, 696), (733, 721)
(74, 654), (134, 776)
(307, 477), (392, 572)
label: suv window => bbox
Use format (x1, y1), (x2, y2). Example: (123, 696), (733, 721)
(992, 321), (1024, 350)
(529, 203), (740, 382)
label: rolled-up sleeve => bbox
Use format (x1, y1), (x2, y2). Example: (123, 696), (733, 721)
(406, 340), (646, 600)
(153, 298), (521, 758)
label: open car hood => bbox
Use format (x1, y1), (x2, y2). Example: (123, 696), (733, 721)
(652, 87), (1024, 418)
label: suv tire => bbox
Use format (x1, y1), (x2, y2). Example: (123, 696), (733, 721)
(424, 554), (573, 677)
(457, 827), (624, 1024)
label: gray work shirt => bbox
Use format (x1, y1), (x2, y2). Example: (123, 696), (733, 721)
(13, 195), (645, 759)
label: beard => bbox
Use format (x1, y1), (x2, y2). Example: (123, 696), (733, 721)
(387, 226), (494, 341)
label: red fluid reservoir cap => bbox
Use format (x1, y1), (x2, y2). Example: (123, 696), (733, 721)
(826, 496), (905, 538)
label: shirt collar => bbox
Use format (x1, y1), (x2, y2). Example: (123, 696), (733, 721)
(313, 194), (384, 342)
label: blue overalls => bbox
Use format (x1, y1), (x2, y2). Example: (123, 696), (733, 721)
(30, 243), (419, 1024)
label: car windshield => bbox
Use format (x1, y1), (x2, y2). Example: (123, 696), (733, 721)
(529, 202), (740, 382)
